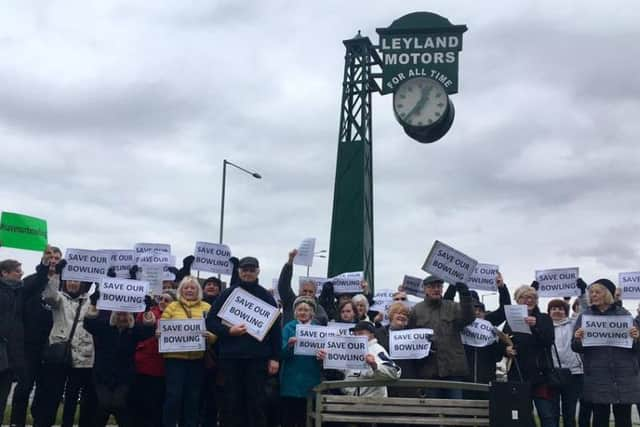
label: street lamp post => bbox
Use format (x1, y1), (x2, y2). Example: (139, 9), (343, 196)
(219, 159), (262, 245)
(307, 250), (328, 276)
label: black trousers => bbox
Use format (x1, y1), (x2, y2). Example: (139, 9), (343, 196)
(130, 374), (165, 427)
(220, 358), (268, 427)
(200, 367), (218, 427)
(95, 383), (132, 427)
(10, 345), (45, 427)
(280, 396), (306, 427)
(592, 403), (631, 427)
(35, 365), (96, 427)
(0, 369), (13, 425)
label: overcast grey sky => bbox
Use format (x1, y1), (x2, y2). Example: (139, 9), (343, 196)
(1, 0), (639, 309)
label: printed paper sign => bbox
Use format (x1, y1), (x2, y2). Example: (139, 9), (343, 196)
(323, 334), (368, 370)
(582, 315), (634, 348)
(505, 305), (531, 334)
(0, 211), (47, 251)
(326, 322), (355, 336)
(389, 328), (432, 359)
(138, 264), (174, 295)
(192, 241), (233, 275)
(402, 275), (424, 297)
(330, 271), (364, 294)
(158, 319), (206, 353)
(619, 272), (640, 299)
(535, 267), (580, 297)
(467, 264), (499, 292)
(103, 250), (136, 278)
(370, 289), (397, 326)
(134, 243), (171, 258)
(294, 324), (333, 356)
(422, 240), (478, 285)
(298, 276), (326, 297)
(460, 319), (498, 347)
(97, 277), (149, 313)
(293, 238), (316, 267)
(218, 287), (280, 341)
(62, 249), (110, 282)
(137, 252), (174, 266)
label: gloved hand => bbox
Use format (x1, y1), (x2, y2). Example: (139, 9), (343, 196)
(55, 259), (68, 275)
(144, 295), (154, 312)
(129, 265), (139, 280)
(89, 285), (100, 306)
(229, 256), (240, 287)
(576, 278), (587, 294)
(172, 255), (195, 284)
(530, 280), (539, 291)
(229, 256), (239, 269)
(455, 282), (470, 295)
(107, 267), (116, 278)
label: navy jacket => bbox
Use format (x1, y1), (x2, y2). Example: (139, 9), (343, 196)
(207, 280), (281, 361)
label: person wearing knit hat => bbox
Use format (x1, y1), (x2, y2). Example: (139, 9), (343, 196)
(202, 276), (223, 305)
(573, 277), (640, 427)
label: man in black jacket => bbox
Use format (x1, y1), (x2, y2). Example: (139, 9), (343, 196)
(206, 256), (281, 427)
(10, 246), (61, 427)
(0, 255), (49, 422)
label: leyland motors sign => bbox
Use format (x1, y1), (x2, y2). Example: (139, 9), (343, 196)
(377, 12), (467, 95)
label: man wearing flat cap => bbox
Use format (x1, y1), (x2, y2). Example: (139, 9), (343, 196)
(206, 256), (281, 427)
(408, 275), (474, 398)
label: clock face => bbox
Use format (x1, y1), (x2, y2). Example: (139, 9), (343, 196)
(393, 77), (448, 128)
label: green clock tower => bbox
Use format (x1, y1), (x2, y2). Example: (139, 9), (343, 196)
(328, 12), (466, 291)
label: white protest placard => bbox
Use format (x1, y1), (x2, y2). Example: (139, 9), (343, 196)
(192, 241), (233, 275)
(460, 319), (498, 347)
(505, 305), (531, 334)
(218, 287), (280, 341)
(62, 249), (110, 282)
(330, 271), (364, 294)
(134, 243), (171, 257)
(293, 237), (316, 267)
(389, 328), (433, 359)
(294, 324), (333, 356)
(137, 252), (174, 266)
(97, 277), (148, 313)
(298, 276), (326, 297)
(327, 322), (355, 336)
(370, 289), (396, 326)
(582, 315), (634, 348)
(137, 264), (173, 295)
(323, 334), (368, 370)
(467, 264), (499, 292)
(422, 240), (478, 285)
(103, 250), (136, 278)
(535, 267), (580, 297)
(158, 319), (206, 353)
(402, 275), (424, 297)
(619, 272), (640, 299)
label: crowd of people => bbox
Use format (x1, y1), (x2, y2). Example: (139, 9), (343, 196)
(1, 245), (640, 427)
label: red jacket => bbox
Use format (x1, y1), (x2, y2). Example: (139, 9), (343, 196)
(135, 306), (165, 377)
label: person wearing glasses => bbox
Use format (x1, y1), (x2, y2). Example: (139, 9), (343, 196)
(130, 290), (176, 427)
(504, 285), (555, 427)
(207, 256), (282, 427)
(277, 249), (329, 326)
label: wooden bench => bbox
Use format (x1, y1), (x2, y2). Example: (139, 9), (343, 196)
(306, 379), (490, 426)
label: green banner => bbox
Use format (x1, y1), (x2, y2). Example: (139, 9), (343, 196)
(0, 211), (48, 251)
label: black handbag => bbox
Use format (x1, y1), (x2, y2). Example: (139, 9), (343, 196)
(43, 300), (83, 366)
(490, 358), (535, 427)
(545, 343), (572, 388)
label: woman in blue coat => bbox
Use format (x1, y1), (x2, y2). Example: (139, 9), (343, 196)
(280, 296), (322, 427)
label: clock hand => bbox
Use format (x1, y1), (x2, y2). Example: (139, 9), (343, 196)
(406, 86), (431, 120)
